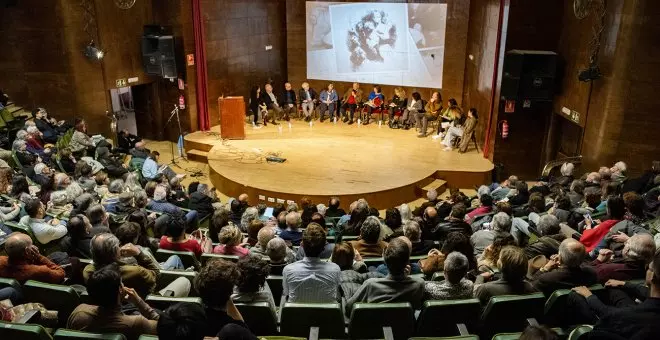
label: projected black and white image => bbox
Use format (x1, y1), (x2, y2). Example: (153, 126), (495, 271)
(306, 2), (447, 88)
(307, 3), (333, 51)
(346, 10), (398, 69)
(331, 3), (408, 74)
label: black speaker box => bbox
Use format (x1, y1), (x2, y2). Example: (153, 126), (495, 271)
(501, 50), (557, 101)
(141, 33), (177, 79)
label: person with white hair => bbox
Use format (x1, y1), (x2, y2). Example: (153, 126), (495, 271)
(299, 82), (317, 122)
(398, 203), (413, 225)
(280, 211), (303, 246)
(147, 185), (198, 227)
(47, 190), (73, 218)
(530, 239), (598, 296)
(32, 162), (51, 186)
(316, 203), (327, 216)
(611, 161), (627, 184)
(591, 233), (655, 282)
(470, 212), (512, 255)
(188, 183), (217, 219)
(553, 163), (575, 187)
(412, 189), (440, 216)
(240, 207), (260, 232)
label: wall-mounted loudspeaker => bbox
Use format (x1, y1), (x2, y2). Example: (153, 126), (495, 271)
(501, 50), (557, 101)
(141, 26), (177, 79)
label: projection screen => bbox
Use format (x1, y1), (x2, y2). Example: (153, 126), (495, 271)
(306, 2), (447, 88)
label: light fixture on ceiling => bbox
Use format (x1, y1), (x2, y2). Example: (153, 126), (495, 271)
(84, 41), (105, 61)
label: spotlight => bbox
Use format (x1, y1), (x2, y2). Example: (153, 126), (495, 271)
(84, 41), (105, 61)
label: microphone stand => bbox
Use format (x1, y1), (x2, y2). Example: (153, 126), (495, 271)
(166, 104), (186, 168)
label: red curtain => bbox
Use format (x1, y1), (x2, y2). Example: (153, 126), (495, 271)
(192, 0), (210, 131)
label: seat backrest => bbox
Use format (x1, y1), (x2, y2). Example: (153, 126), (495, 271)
(23, 280), (80, 325)
(156, 270), (198, 296)
(201, 253), (239, 265)
(481, 293), (545, 337)
(492, 332), (522, 340)
(362, 257), (385, 267)
(266, 275), (283, 306)
(416, 299), (481, 337)
(145, 295), (202, 310)
(53, 329), (126, 340)
(280, 302), (346, 339)
(568, 325), (594, 340)
(154, 249), (199, 269)
(544, 284), (604, 326)
(0, 277), (20, 290)
(0, 321), (52, 340)
(349, 302), (415, 340)
(234, 301), (278, 336)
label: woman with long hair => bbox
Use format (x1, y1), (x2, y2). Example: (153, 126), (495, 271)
(0, 168), (13, 194)
(388, 87), (407, 128)
(69, 119), (95, 157)
(401, 92), (423, 130)
(249, 85), (267, 126)
(10, 175), (31, 202)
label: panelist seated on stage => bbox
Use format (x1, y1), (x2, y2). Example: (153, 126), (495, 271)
(341, 82), (364, 124)
(298, 82), (317, 122)
(442, 108), (478, 152)
(249, 85), (269, 126)
(415, 91), (442, 138)
(400, 92), (423, 130)
(363, 85), (385, 125)
(318, 83), (338, 122)
(261, 83), (287, 123)
(279, 82), (297, 118)
(387, 87), (408, 128)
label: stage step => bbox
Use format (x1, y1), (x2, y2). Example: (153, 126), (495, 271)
(422, 179), (447, 193)
(186, 149), (208, 163)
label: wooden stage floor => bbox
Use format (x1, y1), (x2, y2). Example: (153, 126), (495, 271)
(184, 121), (493, 209)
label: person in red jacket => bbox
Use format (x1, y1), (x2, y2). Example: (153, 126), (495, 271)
(0, 233), (65, 284)
(580, 196), (625, 254)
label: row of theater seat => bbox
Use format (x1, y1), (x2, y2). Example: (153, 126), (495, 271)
(2, 274), (636, 339)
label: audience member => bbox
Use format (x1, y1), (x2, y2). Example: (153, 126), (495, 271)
(283, 223), (340, 303)
(331, 241), (384, 300)
(194, 259), (248, 336)
(325, 197), (346, 218)
(279, 211), (304, 246)
(524, 215), (565, 259)
(465, 194), (493, 224)
(232, 256), (276, 315)
(420, 231), (477, 276)
(432, 204), (472, 241)
(531, 239), (597, 296)
(591, 233), (655, 282)
(68, 265), (159, 340)
(346, 237), (425, 313)
(474, 246), (538, 304)
(23, 197), (67, 244)
(60, 214), (95, 259)
(160, 216), (212, 257)
(403, 220), (435, 256)
(471, 212), (512, 255)
(156, 302), (207, 340)
(213, 225), (249, 257)
(266, 237), (291, 275)
(0, 232), (65, 283)
(188, 183), (216, 218)
(580, 196), (625, 253)
(349, 216), (388, 257)
(424, 251), (474, 300)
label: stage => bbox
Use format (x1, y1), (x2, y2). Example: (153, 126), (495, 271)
(184, 121), (493, 209)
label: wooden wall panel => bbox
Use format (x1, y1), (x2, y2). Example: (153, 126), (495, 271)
(555, 0), (660, 175)
(202, 0), (289, 126)
(286, 0), (470, 108)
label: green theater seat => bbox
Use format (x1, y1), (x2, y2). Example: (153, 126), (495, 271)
(568, 325), (593, 340)
(154, 249), (199, 269)
(23, 280), (80, 326)
(280, 302), (345, 339)
(156, 270), (198, 296)
(200, 253), (240, 265)
(544, 285), (604, 326)
(266, 275), (283, 307)
(416, 299), (481, 337)
(480, 293), (545, 338)
(348, 302), (415, 340)
(0, 277), (20, 290)
(53, 329), (126, 340)
(0, 321), (52, 340)
(145, 295), (202, 310)
(234, 301), (278, 336)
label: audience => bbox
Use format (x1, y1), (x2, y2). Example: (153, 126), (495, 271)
(23, 197), (67, 245)
(283, 223), (340, 303)
(279, 211), (303, 246)
(471, 212), (512, 255)
(159, 216), (212, 257)
(524, 214), (565, 259)
(331, 241), (384, 300)
(590, 233), (655, 282)
(325, 197), (346, 218)
(266, 237), (291, 275)
(403, 220), (435, 256)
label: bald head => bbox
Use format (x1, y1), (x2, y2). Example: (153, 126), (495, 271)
(5, 233), (33, 259)
(424, 207), (437, 218)
(559, 239), (586, 268)
(238, 193), (249, 203)
(257, 227), (276, 249)
(624, 233), (655, 262)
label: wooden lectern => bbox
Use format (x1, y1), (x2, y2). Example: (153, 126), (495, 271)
(218, 96), (246, 139)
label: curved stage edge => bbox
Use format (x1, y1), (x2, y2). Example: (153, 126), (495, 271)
(185, 123), (493, 209)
